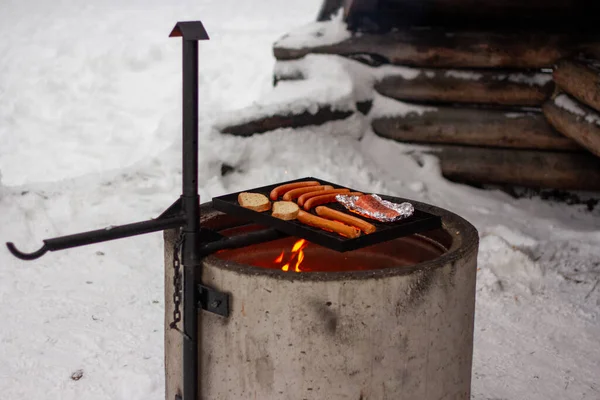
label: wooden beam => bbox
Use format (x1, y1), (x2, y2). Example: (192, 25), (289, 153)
(274, 30), (588, 68)
(372, 106), (579, 150)
(375, 70), (553, 106)
(543, 93), (600, 159)
(425, 145), (600, 191)
(219, 106), (353, 136)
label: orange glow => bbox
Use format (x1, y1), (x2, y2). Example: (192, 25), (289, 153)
(274, 239), (308, 273)
(274, 251), (284, 263)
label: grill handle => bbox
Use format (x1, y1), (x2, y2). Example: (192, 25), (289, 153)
(199, 228), (288, 257)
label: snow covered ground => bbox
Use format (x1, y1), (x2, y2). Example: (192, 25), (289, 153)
(1, 1), (599, 399)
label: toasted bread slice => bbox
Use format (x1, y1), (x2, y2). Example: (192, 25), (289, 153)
(272, 201), (299, 220)
(238, 192), (271, 212)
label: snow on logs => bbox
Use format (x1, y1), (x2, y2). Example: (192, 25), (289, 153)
(274, 29), (591, 69)
(552, 58), (600, 114)
(372, 107), (579, 151)
(375, 70), (553, 107)
(543, 93), (600, 159)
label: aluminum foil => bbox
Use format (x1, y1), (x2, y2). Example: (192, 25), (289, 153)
(335, 194), (414, 222)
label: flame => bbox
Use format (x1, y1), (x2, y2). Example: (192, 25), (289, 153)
(274, 239), (308, 273)
(274, 251), (284, 263)
(292, 239), (306, 252)
(294, 250), (305, 272)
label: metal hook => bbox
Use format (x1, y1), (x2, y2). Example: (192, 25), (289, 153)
(5, 242), (48, 261)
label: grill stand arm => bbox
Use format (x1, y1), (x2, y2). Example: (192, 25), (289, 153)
(5, 204), (187, 260)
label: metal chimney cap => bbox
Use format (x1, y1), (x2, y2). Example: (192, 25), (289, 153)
(169, 21), (210, 40)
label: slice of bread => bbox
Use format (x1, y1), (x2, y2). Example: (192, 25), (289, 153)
(238, 192), (271, 212)
(272, 201), (299, 220)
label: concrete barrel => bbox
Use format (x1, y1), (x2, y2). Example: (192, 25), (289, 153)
(164, 200), (479, 400)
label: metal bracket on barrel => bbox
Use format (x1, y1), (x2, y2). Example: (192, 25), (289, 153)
(195, 227), (229, 317)
(198, 284), (229, 317)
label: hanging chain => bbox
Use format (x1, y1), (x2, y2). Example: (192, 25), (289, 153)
(169, 230), (185, 330)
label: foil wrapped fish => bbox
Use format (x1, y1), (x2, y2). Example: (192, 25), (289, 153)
(335, 194), (414, 222)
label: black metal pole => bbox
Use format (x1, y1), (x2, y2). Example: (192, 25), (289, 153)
(181, 38), (200, 400)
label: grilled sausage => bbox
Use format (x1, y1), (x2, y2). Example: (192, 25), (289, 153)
(297, 210), (361, 238)
(315, 206), (376, 234)
(269, 180), (321, 200)
(297, 188), (350, 207)
(282, 185), (333, 201)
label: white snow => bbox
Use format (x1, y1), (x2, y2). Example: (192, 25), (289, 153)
(444, 70), (484, 81)
(555, 93), (600, 126)
(381, 65), (423, 80)
(370, 94), (436, 118)
(1, 2), (600, 400)
(215, 55), (360, 130)
(217, 55), (437, 130)
(505, 112), (529, 119)
(506, 72), (553, 86)
(273, 9), (351, 50)
(556, 94), (588, 116)
(492, 72), (553, 86)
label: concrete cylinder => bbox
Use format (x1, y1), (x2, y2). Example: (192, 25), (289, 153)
(164, 200), (478, 400)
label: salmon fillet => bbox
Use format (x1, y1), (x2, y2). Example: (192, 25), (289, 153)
(355, 195), (400, 219)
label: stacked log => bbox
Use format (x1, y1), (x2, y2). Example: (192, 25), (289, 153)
(543, 57), (600, 159)
(273, 30), (589, 69)
(220, 106), (353, 136)
(375, 69), (553, 107)
(372, 108), (578, 151)
(273, 19), (600, 189)
(428, 146), (600, 191)
(219, 1), (600, 191)
(552, 58), (600, 111)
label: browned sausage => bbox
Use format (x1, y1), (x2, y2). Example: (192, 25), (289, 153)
(303, 193), (342, 210)
(282, 185), (333, 201)
(269, 181), (320, 200)
(303, 191), (363, 210)
(297, 188), (350, 207)
(297, 211), (361, 238)
(315, 206), (376, 234)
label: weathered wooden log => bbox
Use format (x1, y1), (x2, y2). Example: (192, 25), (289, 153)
(220, 106), (353, 136)
(375, 70), (553, 106)
(543, 94), (600, 159)
(553, 58), (600, 113)
(425, 145), (600, 191)
(274, 30), (587, 68)
(372, 107), (579, 151)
